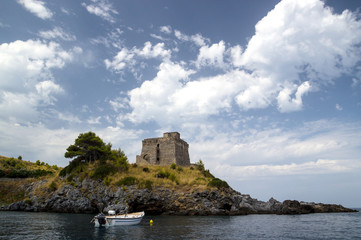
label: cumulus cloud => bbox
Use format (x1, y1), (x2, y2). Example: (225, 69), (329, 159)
(277, 81), (311, 112)
(39, 27), (76, 41)
(82, 0), (118, 23)
(134, 42), (171, 59)
(195, 41), (226, 68)
(121, 0), (361, 124)
(239, 0), (361, 112)
(160, 25), (172, 34)
(0, 40), (73, 123)
(0, 40), (71, 91)
(126, 62), (195, 123)
(105, 41), (171, 72)
(17, 0), (53, 19)
(35, 80), (64, 105)
(174, 30), (209, 47)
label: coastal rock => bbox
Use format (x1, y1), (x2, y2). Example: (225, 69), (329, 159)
(0, 178), (357, 215)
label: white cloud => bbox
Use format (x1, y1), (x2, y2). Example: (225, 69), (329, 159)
(134, 42), (171, 59)
(215, 159), (361, 180)
(185, 120), (361, 181)
(277, 81), (311, 112)
(150, 34), (166, 41)
(105, 42), (171, 73)
(87, 116), (101, 124)
(117, 0), (361, 127)
(0, 39), (73, 122)
(35, 80), (64, 105)
(174, 30), (209, 47)
(91, 28), (124, 49)
(39, 27), (76, 41)
(82, 0), (118, 23)
(126, 62), (195, 123)
(55, 111), (82, 124)
(195, 41), (226, 68)
(17, 0), (53, 19)
(239, 0), (361, 112)
(335, 104), (343, 111)
(160, 25), (172, 34)
(0, 40), (72, 91)
(105, 48), (134, 71)
(229, 45), (243, 67)
(109, 97), (128, 111)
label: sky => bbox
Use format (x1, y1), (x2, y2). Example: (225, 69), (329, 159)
(1, 0), (361, 207)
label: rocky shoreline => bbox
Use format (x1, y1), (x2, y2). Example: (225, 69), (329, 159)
(0, 178), (357, 215)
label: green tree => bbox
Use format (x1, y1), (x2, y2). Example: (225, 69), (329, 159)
(64, 132), (111, 164)
(111, 148), (129, 171)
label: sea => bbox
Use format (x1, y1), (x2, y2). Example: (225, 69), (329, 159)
(0, 210), (360, 240)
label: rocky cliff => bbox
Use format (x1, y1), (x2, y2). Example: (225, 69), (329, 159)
(0, 177), (356, 215)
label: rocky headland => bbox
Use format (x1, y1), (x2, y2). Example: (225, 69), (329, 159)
(0, 177), (356, 215)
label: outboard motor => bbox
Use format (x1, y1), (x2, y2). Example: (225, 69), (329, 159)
(97, 213), (106, 226)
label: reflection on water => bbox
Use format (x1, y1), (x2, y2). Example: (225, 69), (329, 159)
(0, 210), (360, 240)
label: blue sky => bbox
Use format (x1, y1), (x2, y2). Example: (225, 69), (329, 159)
(1, 0), (360, 207)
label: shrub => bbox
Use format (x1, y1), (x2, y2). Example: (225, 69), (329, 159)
(131, 163), (138, 168)
(177, 166), (183, 172)
(207, 178), (229, 189)
(142, 167), (150, 173)
(7, 158), (17, 167)
(4, 169), (53, 178)
(202, 169), (214, 178)
(91, 164), (116, 180)
(137, 180), (153, 190)
(59, 159), (81, 177)
(17, 156), (22, 160)
(168, 173), (179, 184)
(156, 170), (170, 179)
(24, 199), (32, 205)
(49, 181), (57, 191)
(117, 176), (138, 186)
(36, 160), (41, 166)
(104, 177), (112, 186)
(170, 163), (176, 169)
(66, 174), (74, 182)
(195, 159), (205, 171)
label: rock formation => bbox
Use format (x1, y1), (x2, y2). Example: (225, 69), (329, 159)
(0, 177), (356, 215)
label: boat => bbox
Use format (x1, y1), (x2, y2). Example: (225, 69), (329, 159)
(92, 210), (145, 227)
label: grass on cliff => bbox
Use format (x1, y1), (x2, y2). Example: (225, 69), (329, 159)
(56, 158), (228, 192)
(0, 155), (59, 178)
(0, 154), (230, 205)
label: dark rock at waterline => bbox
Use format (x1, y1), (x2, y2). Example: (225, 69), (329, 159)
(0, 178), (357, 215)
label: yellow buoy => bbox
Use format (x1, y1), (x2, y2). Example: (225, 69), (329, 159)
(150, 219), (153, 226)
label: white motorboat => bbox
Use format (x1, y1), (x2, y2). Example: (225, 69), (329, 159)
(92, 210), (145, 227)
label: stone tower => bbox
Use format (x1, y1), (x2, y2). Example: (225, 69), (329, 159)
(136, 132), (190, 166)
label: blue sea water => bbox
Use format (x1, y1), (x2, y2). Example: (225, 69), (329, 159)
(0, 210), (360, 240)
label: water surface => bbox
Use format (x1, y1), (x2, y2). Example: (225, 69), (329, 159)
(0, 210), (360, 239)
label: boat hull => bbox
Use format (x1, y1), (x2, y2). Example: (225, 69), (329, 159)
(94, 211), (145, 227)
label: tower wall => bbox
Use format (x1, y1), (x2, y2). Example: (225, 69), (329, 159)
(136, 132), (190, 166)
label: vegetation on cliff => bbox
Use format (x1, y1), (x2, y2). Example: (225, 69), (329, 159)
(0, 132), (229, 207)
(0, 155), (58, 178)
(59, 131), (228, 192)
